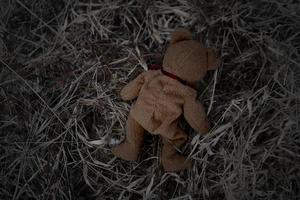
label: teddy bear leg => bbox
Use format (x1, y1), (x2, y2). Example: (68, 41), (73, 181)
(161, 128), (191, 172)
(112, 114), (145, 161)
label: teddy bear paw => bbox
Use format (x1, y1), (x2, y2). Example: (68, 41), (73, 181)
(112, 141), (140, 161)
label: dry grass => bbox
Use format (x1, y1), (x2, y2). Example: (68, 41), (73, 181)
(1, 0), (300, 199)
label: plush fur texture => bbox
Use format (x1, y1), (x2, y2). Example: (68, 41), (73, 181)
(112, 28), (221, 172)
(170, 28), (193, 44)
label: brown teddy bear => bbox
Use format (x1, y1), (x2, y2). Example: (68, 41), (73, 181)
(112, 28), (221, 172)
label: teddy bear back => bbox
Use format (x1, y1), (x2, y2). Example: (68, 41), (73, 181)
(163, 29), (208, 83)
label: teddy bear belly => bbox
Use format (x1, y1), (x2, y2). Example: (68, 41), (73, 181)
(130, 96), (182, 134)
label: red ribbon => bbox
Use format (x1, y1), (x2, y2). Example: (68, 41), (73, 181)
(148, 64), (187, 85)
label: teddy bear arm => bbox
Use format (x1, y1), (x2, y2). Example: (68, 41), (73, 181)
(206, 48), (221, 70)
(120, 72), (147, 101)
(183, 97), (210, 134)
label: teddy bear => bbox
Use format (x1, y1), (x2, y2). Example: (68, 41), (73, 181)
(112, 28), (221, 172)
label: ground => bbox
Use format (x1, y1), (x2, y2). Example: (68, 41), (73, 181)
(0, 0), (300, 199)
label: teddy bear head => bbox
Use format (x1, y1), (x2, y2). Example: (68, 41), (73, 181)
(162, 28), (221, 85)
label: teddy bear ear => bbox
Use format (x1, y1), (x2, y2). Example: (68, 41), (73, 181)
(206, 48), (222, 70)
(170, 28), (193, 44)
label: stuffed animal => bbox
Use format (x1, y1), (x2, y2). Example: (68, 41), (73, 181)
(112, 28), (221, 172)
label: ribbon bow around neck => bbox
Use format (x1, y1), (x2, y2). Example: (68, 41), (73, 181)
(148, 64), (187, 85)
